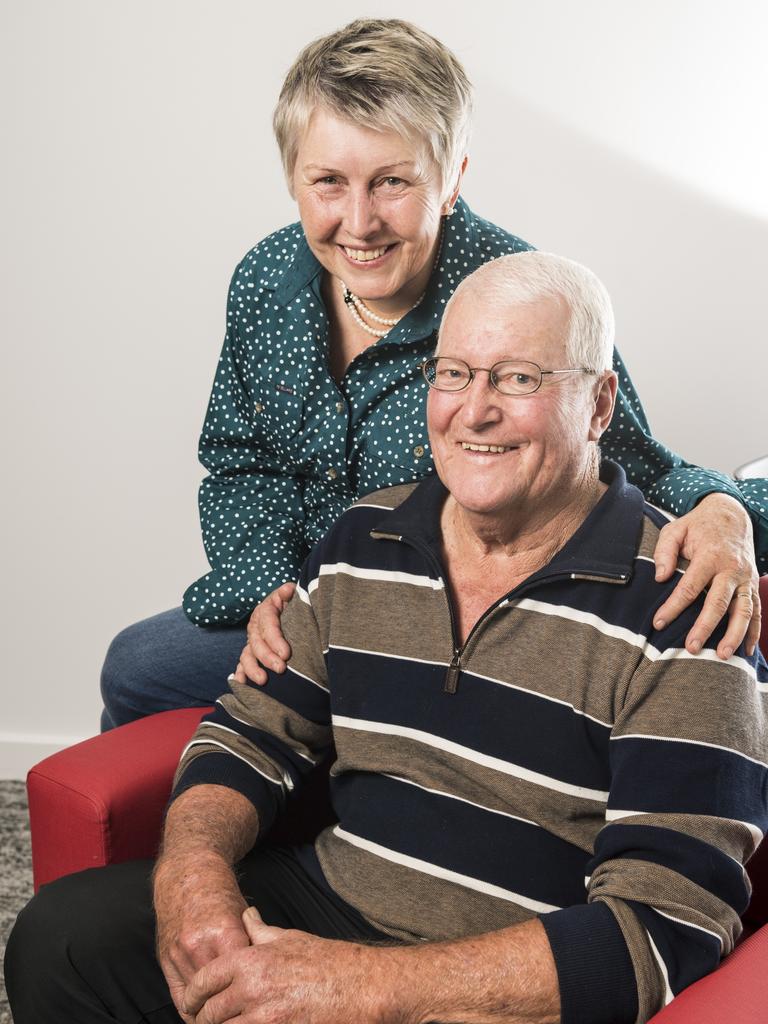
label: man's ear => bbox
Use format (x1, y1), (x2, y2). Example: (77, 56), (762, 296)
(442, 155), (469, 215)
(588, 371), (618, 442)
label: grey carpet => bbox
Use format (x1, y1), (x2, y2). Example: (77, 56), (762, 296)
(0, 781), (32, 1024)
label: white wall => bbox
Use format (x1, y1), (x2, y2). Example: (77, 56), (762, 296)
(2, 0), (767, 775)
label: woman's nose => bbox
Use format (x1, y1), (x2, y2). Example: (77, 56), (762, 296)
(344, 189), (381, 239)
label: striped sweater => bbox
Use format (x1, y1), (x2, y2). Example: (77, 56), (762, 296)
(173, 462), (768, 1024)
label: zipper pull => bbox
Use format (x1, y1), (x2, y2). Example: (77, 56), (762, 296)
(444, 650), (461, 694)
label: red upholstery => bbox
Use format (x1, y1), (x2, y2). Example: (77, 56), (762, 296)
(28, 706), (208, 889)
(26, 575), (768, 1021)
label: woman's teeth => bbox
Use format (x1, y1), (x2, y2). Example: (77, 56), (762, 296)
(344, 245), (389, 262)
(461, 443), (512, 453)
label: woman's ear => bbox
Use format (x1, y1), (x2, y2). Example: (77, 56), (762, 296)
(443, 155), (469, 215)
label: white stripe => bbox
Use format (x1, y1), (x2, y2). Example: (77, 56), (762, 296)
(332, 715), (609, 802)
(355, 501), (400, 511)
(333, 826), (560, 914)
(644, 501), (677, 523)
(308, 562), (444, 594)
(381, 772), (541, 829)
(512, 597), (655, 654)
(296, 582), (311, 605)
(285, 664), (328, 693)
(213, 703), (317, 765)
(329, 644), (447, 670)
(634, 554), (685, 576)
(612, 731), (768, 771)
(179, 737), (284, 787)
(653, 908), (724, 949)
(605, 808), (764, 851)
(512, 598), (762, 684)
(646, 929), (675, 1005)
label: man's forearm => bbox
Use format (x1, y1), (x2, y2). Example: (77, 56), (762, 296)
(375, 918), (560, 1024)
(159, 784), (259, 866)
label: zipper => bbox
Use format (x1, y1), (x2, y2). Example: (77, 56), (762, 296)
(372, 531), (629, 695)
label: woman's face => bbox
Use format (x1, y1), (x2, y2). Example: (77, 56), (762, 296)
(292, 108), (454, 315)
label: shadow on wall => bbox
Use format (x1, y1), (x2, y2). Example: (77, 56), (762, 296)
(467, 84), (767, 475)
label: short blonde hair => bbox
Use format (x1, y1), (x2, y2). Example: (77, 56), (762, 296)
(440, 252), (616, 373)
(273, 18), (472, 198)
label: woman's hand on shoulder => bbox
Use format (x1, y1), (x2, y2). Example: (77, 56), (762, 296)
(652, 493), (761, 659)
(231, 582), (296, 686)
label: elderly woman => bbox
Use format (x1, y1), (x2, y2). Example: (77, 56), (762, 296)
(101, 18), (766, 729)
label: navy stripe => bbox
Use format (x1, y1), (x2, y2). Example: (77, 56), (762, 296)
(591, 824), (751, 914)
(329, 648), (611, 790)
(207, 705), (330, 790)
(629, 900), (723, 995)
(330, 772), (590, 907)
(246, 668), (330, 725)
(171, 750), (282, 833)
(610, 737), (768, 830)
(541, 902), (638, 1024)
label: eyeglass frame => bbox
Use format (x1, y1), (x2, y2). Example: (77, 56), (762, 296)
(421, 356), (598, 396)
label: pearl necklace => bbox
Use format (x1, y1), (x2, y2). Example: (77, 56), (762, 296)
(340, 219), (446, 338)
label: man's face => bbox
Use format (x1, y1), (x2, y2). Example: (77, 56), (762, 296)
(427, 290), (602, 522)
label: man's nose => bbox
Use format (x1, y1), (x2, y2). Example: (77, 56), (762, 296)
(460, 371), (504, 427)
(344, 188), (381, 240)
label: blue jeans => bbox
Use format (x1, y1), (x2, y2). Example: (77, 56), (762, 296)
(99, 607), (247, 730)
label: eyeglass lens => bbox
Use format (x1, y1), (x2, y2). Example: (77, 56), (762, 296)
(423, 357), (543, 395)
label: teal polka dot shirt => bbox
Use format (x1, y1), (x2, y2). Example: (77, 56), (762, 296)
(183, 198), (767, 624)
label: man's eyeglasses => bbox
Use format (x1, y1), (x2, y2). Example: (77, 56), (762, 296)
(422, 357), (596, 396)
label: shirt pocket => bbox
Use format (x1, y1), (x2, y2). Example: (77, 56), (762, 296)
(359, 393), (432, 479)
(252, 372), (305, 448)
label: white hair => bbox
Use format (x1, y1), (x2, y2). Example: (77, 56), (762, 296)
(439, 251), (615, 373)
(273, 18), (472, 200)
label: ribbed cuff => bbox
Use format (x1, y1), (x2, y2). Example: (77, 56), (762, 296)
(540, 901), (638, 1024)
(170, 750), (280, 833)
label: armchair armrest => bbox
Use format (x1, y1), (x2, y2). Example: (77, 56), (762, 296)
(27, 707), (209, 891)
(648, 923), (768, 1023)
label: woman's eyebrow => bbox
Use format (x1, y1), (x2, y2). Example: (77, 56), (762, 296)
(302, 160), (417, 174)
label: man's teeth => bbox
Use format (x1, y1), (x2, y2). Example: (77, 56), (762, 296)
(344, 245), (388, 262)
(461, 443), (513, 453)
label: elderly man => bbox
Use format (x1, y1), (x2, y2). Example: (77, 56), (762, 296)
(7, 252), (768, 1024)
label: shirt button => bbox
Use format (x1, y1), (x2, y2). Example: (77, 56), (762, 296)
(326, 468), (338, 481)
(254, 402), (264, 414)
(413, 445), (425, 458)
(335, 401), (345, 413)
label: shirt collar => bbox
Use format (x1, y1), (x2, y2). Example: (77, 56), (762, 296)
(374, 460), (645, 583)
(270, 196), (479, 337)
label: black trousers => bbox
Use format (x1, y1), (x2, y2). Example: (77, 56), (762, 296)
(5, 846), (388, 1024)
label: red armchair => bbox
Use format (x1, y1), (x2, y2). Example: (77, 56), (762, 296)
(27, 576), (768, 1022)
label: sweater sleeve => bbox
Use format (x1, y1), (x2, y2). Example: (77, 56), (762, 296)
(541, 627), (768, 1024)
(182, 258), (309, 626)
(601, 349), (767, 573)
(172, 549), (332, 831)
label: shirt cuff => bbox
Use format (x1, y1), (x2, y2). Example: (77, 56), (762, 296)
(646, 468), (744, 519)
(540, 901), (638, 1024)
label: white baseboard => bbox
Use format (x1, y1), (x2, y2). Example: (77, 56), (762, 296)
(0, 732), (89, 780)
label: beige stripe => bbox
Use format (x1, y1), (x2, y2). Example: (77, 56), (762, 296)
(334, 729), (604, 851)
(334, 825), (560, 913)
(314, 827), (537, 942)
(333, 714), (609, 801)
(605, 808), (763, 854)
